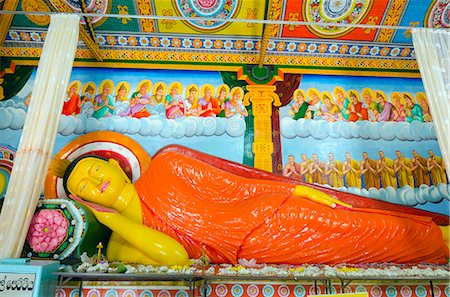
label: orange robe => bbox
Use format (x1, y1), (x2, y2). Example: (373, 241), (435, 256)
(62, 93), (80, 115)
(135, 151), (448, 265)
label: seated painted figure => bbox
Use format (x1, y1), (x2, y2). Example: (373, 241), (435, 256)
(58, 146), (449, 266)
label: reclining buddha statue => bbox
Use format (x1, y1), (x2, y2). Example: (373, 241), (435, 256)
(51, 139), (449, 266)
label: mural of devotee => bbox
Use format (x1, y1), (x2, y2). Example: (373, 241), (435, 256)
(184, 84), (199, 116)
(280, 74), (447, 214)
(306, 88), (321, 119)
(93, 80), (115, 119)
(216, 84), (230, 118)
(79, 82), (96, 117)
(130, 80), (154, 118)
(225, 87), (248, 119)
(114, 82), (131, 117)
(164, 82), (185, 119)
(198, 84), (220, 117)
(62, 81), (81, 116)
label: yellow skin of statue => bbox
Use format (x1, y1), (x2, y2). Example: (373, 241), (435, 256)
(66, 156), (449, 265)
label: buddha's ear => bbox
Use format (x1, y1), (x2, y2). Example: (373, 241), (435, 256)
(108, 159), (131, 183)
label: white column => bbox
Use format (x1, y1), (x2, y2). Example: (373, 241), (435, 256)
(412, 28), (450, 173)
(0, 14), (80, 258)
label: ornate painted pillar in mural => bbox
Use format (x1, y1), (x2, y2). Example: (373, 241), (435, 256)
(243, 85), (281, 172)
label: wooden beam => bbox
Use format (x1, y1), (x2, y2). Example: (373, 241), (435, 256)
(0, 0), (19, 46)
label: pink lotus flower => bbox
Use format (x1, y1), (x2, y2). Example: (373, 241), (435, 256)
(27, 210), (68, 253)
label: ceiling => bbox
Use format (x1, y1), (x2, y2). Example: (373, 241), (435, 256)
(0, 0), (448, 77)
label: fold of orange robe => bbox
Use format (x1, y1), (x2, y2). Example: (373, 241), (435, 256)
(136, 151), (448, 265)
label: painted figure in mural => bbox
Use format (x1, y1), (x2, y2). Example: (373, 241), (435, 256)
(93, 81), (115, 119)
(333, 86), (349, 121)
(130, 81), (154, 118)
(376, 150), (397, 189)
(361, 88), (378, 122)
(324, 153), (343, 187)
(316, 91), (339, 122)
(391, 92), (406, 122)
(114, 83), (131, 117)
(393, 150), (414, 188)
(79, 84), (96, 118)
(404, 93), (424, 123)
(427, 150), (447, 185)
(198, 85), (220, 117)
(308, 153), (325, 184)
(360, 152), (379, 189)
(306, 88), (321, 119)
(411, 150), (430, 187)
(299, 154), (312, 183)
(62, 81), (81, 116)
(346, 90), (368, 122)
(216, 85), (230, 118)
(417, 92), (432, 122)
(342, 152), (361, 188)
(151, 83), (166, 104)
(225, 87), (248, 119)
(289, 89), (309, 120)
(375, 91), (398, 122)
(55, 146), (448, 265)
(185, 85), (199, 117)
(164, 83), (185, 119)
(283, 155), (302, 181)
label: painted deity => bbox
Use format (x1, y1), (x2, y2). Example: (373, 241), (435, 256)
(224, 87), (248, 119)
(114, 83), (131, 117)
(417, 92), (432, 122)
(216, 85), (230, 118)
(130, 81), (154, 118)
(391, 92), (406, 122)
(316, 91), (339, 122)
(62, 81), (81, 116)
(93, 81), (115, 119)
(404, 93), (424, 123)
(346, 90), (368, 122)
(165, 83), (185, 119)
(289, 89), (309, 120)
(361, 88), (378, 122)
(333, 86), (349, 121)
(79, 84), (95, 117)
(198, 86), (220, 117)
(306, 88), (321, 119)
(375, 91), (398, 122)
(185, 85), (199, 116)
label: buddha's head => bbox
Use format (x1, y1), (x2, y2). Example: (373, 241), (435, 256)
(61, 155), (131, 209)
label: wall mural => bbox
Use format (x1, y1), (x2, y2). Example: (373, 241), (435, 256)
(280, 74), (449, 216)
(0, 67), (449, 262)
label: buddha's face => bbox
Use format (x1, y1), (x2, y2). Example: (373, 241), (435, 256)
(67, 157), (129, 208)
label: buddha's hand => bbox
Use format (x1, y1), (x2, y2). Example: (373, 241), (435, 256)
(292, 185), (353, 209)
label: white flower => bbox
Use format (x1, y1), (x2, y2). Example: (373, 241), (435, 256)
(30, 32), (41, 42)
(287, 42), (296, 52)
(307, 43), (317, 53)
(182, 38), (192, 48)
(139, 37), (149, 46)
(267, 40), (276, 50)
(223, 39), (233, 49)
(245, 41), (254, 50)
(97, 35), (106, 45)
(329, 43), (339, 53)
(349, 45), (359, 54)
(9, 31), (20, 41)
(390, 47), (400, 57)
(370, 46), (380, 55)
(117, 35), (127, 46)
(204, 39), (213, 49)
(161, 37), (170, 47)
